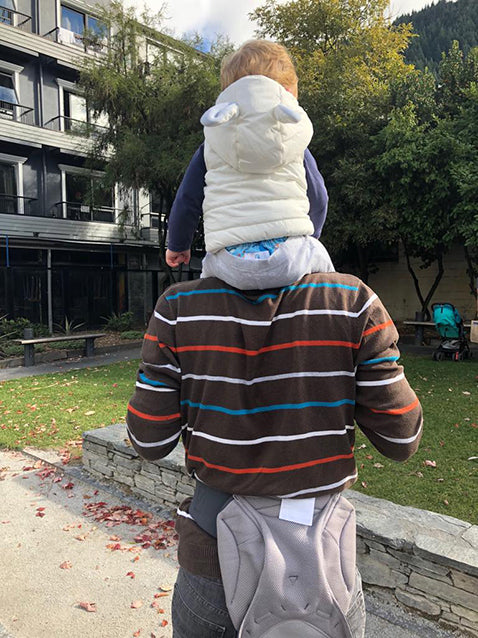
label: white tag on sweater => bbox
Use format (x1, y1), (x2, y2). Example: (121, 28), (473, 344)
(279, 497), (315, 526)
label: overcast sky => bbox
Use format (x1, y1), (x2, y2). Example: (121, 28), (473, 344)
(127, 1), (453, 45)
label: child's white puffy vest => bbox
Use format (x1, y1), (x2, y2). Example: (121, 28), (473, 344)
(201, 75), (315, 253)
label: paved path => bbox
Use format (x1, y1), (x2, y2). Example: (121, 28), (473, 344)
(0, 449), (460, 638)
(0, 346), (141, 382)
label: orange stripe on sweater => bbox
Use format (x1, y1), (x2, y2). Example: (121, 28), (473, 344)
(157, 340), (361, 355)
(185, 451), (355, 474)
(371, 397), (420, 415)
(362, 320), (394, 337)
(144, 333), (158, 342)
(128, 403), (180, 422)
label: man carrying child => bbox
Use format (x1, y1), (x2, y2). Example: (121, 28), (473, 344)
(127, 40), (422, 638)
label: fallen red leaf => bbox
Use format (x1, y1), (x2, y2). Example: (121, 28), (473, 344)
(160, 620), (168, 627)
(63, 482), (74, 490)
(131, 600), (143, 609)
(59, 561), (72, 569)
(126, 571), (135, 579)
(133, 631), (141, 638)
(78, 601), (96, 612)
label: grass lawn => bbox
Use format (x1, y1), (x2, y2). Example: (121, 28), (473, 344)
(0, 354), (476, 523)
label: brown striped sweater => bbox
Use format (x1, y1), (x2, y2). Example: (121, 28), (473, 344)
(126, 273), (422, 576)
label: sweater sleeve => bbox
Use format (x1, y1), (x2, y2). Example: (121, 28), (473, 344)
(167, 144), (206, 252)
(354, 292), (423, 462)
(304, 148), (328, 238)
(126, 295), (182, 461)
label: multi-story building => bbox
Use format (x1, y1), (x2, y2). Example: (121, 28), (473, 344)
(0, 0), (170, 330)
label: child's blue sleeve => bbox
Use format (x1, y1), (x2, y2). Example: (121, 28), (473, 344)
(167, 144), (206, 252)
(304, 148), (328, 238)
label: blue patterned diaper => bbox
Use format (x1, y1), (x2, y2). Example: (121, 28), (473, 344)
(226, 237), (287, 260)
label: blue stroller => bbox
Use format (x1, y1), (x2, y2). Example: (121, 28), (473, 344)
(431, 303), (472, 361)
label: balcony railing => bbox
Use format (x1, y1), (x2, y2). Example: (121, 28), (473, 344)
(0, 194), (38, 215)
(49, 201), (116, 223)
(0, 7), (31, 31)
(43, 27), (107, 53)
(43, 115), (107, 138)
(0, 100), (34, 126)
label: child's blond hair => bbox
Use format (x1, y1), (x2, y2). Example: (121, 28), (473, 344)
(220, 40), (298, 91)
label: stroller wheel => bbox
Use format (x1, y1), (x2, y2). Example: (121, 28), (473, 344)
(435, 351), (444, 361)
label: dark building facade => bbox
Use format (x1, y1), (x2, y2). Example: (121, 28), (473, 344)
(0, 0), (166, 330)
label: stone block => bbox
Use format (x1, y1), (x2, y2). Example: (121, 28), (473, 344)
(450, 604), (478, 624)
(356, 537), (367, 555)
(415, 534), (478, 576)
(369, 548), (401, 570)
(358, 553), (408, 588)
(142, 461), (161, 475)
(83, 449), (106, 464)
(89, 462), (114, 478)
(111, 454), (142, 471)
(409, 572), (478, 610)
(450, 569), (478, 594)
(89, 461), (113, 478)
(113, 472), (134, 486)
(365, 539), (388, 553)
(389, 549), (451, 578)
(160, 471), (179, 489)
(395, 588), (441, 616)
(134, 474), (156, 494)
(82, 440), (107, 455)
(177, 481), (194, 496)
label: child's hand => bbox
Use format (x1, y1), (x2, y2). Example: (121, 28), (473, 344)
(166, 249), (191, 268)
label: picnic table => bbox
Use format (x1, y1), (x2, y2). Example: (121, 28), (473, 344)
(17, 333), (106, 367)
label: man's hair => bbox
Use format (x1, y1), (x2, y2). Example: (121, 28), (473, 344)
(220, 40), (298, 91)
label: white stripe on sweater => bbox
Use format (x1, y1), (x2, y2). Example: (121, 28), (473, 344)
(187, 425), (354, 446)
(356, 372), (404, 387)
(135, 381), (176, 392)
(279, 472), (358, 498)
(127, 425), (184, 448)
(374, 421), (423, 445)
(182, 370), (355, 385)
(153, 294), (378, 328)
(143, 362), (181, 374)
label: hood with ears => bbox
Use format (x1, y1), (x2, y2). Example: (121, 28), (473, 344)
(201, 75), (313, 174)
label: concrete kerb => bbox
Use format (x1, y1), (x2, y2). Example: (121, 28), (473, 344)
(82, 424), (478, 637)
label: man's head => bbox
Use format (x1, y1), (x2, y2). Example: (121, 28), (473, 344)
(220, 40), (298, 97)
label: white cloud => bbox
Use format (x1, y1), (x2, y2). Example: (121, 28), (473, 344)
(128, 1), (457, 44)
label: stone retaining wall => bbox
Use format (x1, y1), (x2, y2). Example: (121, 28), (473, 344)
(83, 424), (478, 637)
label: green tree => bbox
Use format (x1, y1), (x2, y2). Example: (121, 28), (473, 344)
(79, 1), (225, 277)
(251, 0), (414, 281)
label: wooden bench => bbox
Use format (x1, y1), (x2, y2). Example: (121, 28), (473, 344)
(18, 333), (106, 367)
(404, 320), (471, 346)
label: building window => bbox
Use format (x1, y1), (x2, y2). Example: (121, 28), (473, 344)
(0, 161), (17, 214)
(0, 72), (17, 117)
(60, 5), (106, 46)
(0, 0), (15, 26)
(65, 172), (114, 222)
(64, 90), (87, 130)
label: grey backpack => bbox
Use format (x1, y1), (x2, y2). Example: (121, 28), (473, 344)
(216, 493), (365, 638)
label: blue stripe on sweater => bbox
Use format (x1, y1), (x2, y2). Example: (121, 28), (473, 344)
(360, 356), (399, 365)
(180, 399), (355, 415)
(166, 282), (359, 303)
(139, 372), (172, 388)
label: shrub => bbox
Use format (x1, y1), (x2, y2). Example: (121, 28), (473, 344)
(120, 330), (143, 340)
(102, 311), (134, 331)
(0, 317), (49, 339)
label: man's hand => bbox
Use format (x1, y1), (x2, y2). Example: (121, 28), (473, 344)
(166, 249), (191, 268)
